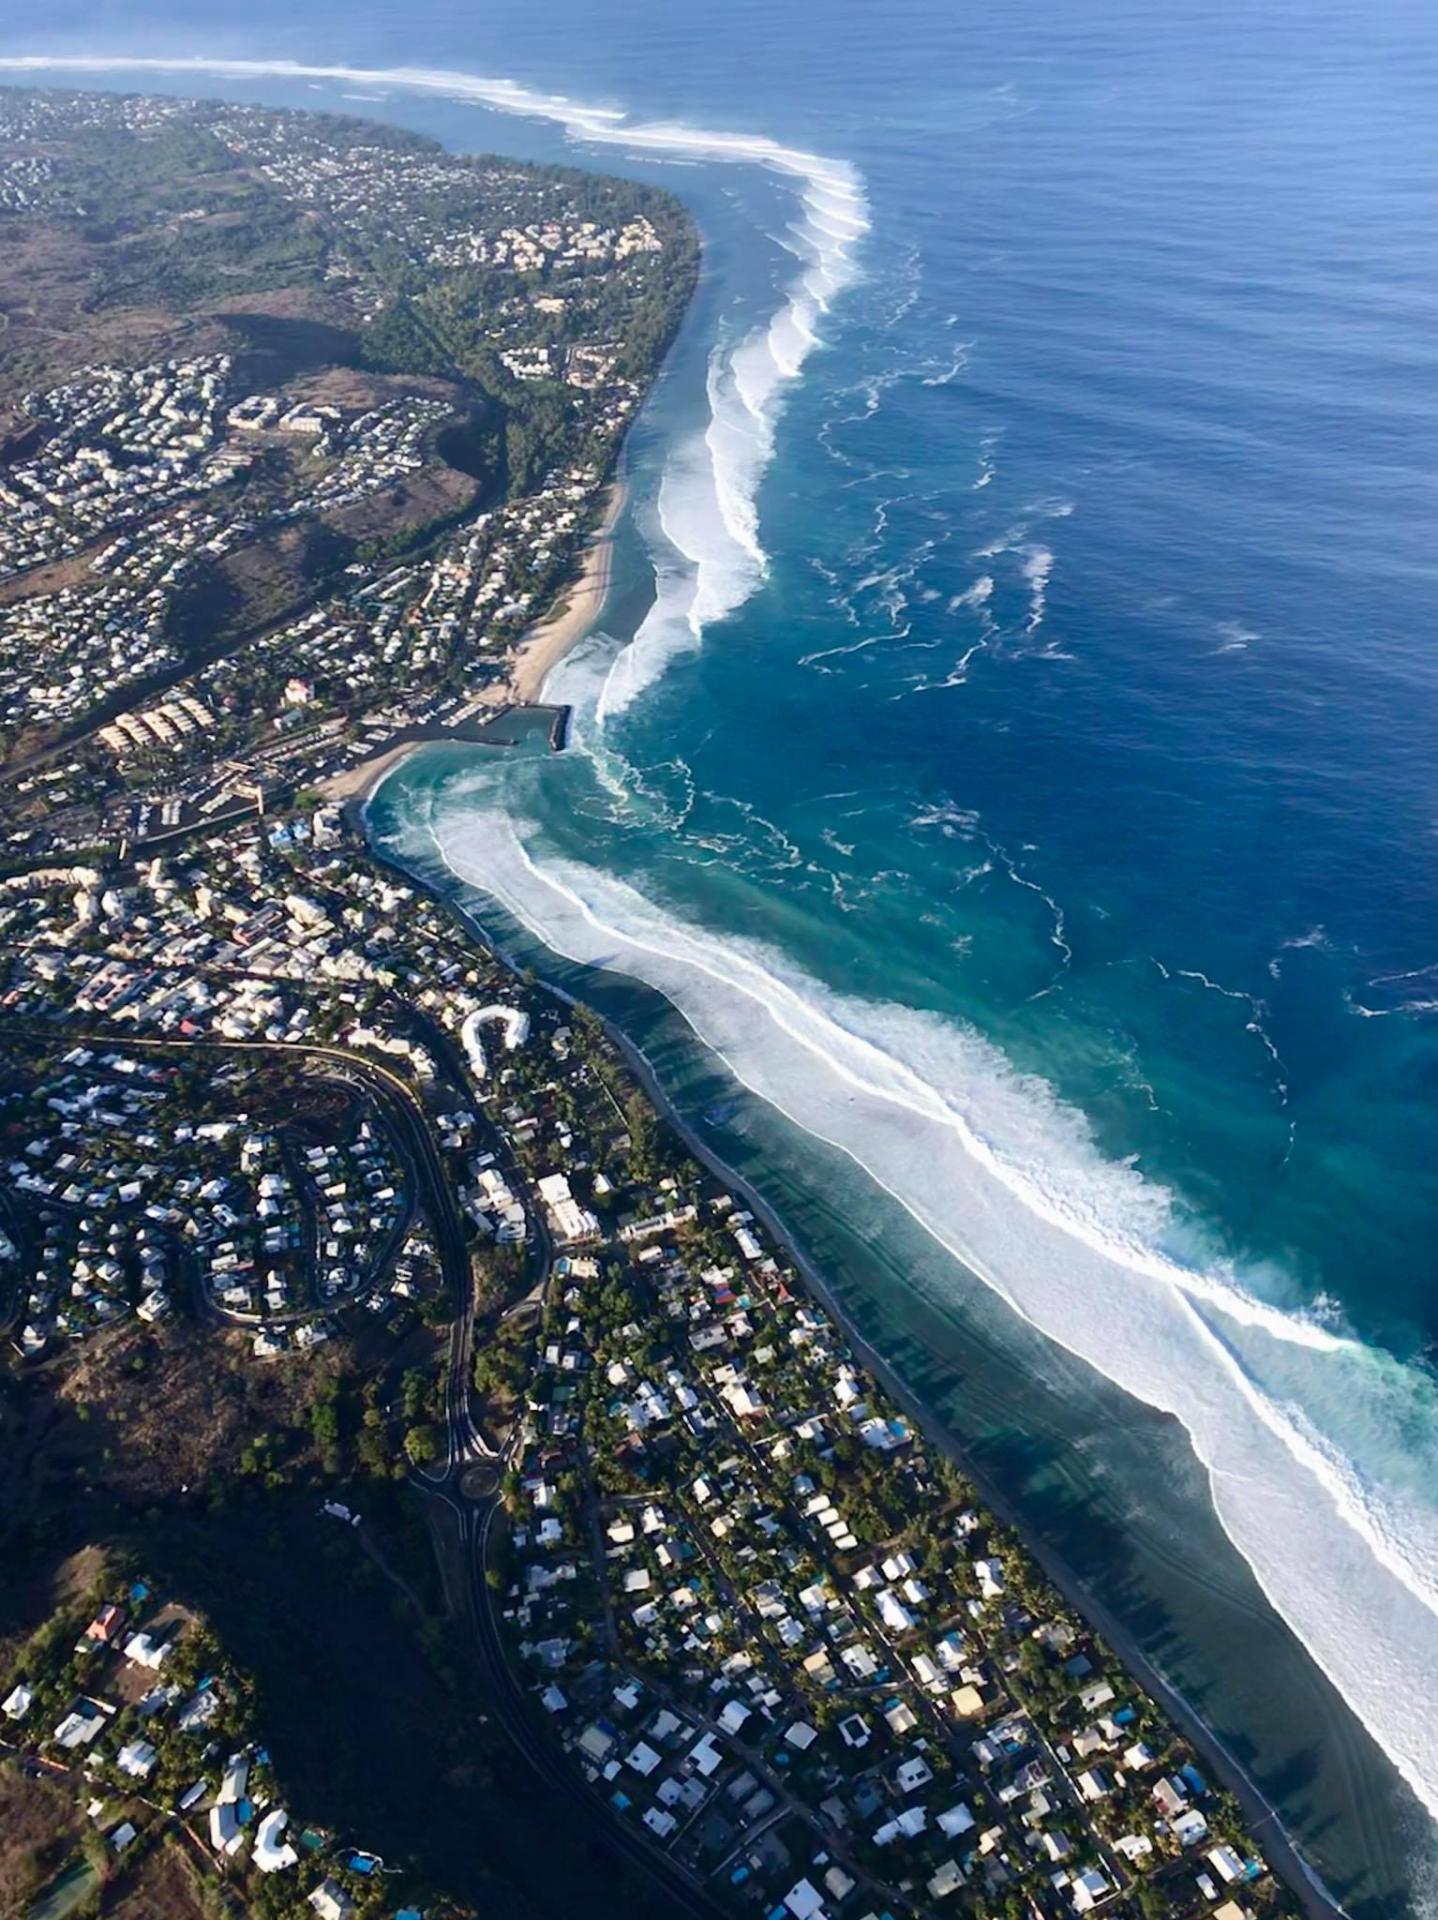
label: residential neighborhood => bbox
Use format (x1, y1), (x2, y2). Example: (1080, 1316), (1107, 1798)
(0, 805), (1299, 1920)
(0, 80), (1319, 1920)
(0, 1561), (447, 1920)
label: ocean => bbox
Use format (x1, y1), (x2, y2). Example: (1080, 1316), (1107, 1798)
(9, 2), (1438, 1908)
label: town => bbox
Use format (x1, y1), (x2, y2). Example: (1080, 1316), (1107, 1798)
(0, 82), (1306, 1920)
(0, 84), (693, 862)
(0, 804), (1301, 1920)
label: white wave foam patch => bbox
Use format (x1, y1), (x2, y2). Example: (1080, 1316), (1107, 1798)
(4, 54), (868, 723)
(397, 788), (1438, 1829)
(1022, 544), (1053, 634)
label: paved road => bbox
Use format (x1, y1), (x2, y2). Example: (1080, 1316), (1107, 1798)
(458, 1493), (738, 1920)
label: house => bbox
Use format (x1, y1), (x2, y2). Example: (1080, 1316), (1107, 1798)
(783, 1880), (826, 1920)
(877, 1590), (914, 1635)
(718, 1699), (751, 1735)
(1152, 1775), (1189, 1819)
(308, 1882), (355, 1920)
(884, 1698), (919, 1736)
(948, 1683), (987, 1720)
(937, 1802), (975, 1838)
(1070, 1865), (1111, 1912)
(82, 1603), (125, 1647)
(116, 1738), (158, 1779)
(928, 1860), (964, 1898)
(1173, 1807), (1211, 1847)
(52, 1700), (110, 1749)
(578, 1723), (616, 1764)
(3, 1682), (34, 1720)
(209, 1801), (244, 1856)
(123, 1629), (172, 1670)
(254, 1809), (299, 1873)
(1207, 1845), (1247, 1885)
(972, 1559), (1005, 1600)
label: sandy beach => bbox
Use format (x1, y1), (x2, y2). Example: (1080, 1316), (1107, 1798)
(320, 739), (427, 806)
(318, 481), (626, 808)
(505, 479), (625, 703)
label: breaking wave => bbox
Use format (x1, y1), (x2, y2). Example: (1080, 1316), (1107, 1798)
(377, 777), (1438, 1832)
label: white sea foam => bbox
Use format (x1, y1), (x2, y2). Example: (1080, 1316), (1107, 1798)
(949, 575), (995, 613)
(1216, 620), (1261, 653)
(380, 782), (1438, 1833)
(1021, 544), (1054, 634)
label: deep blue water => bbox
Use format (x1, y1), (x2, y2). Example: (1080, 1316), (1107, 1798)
(13, 1), (1438, 1907)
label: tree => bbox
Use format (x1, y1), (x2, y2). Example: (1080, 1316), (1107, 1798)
(404, 1423), (441, 1466)
(624, 1093), (661, 1182)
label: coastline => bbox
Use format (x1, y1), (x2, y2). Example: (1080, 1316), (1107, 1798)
(322, 739), (428, 805)
(505, 478), (626, 705)
(319, 480), (626, 808)
(353, 815), (1349, 1920)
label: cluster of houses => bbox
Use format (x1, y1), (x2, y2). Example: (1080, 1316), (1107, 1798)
(475, 1083), (1287, 1920)
(0, 344), (637, 834)
(0, 478), (241, 750)
(0, 818), (538, 1098)
(0, 1014), (425, 1362)
(0, 828), (536, 1358)
(423, 212), (665, 273)
(0, 355), (234, 586)
(3, 1045), (176, 1353)
(274, 395), (451, 519)
(0, 148), (58, 211)
(98, 693), (217, 763)
(223, 109), (663, 283)
(222, 456), (615, 732)
(0, 1577), (420, 1918)
(190, 1109), (408, 1346)
(0, 364), (450, 759)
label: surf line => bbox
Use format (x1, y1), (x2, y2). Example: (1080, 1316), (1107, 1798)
(410, 801), (1438, 1833)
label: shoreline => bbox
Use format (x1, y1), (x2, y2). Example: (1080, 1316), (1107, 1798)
(318, 480), (625, 810)
(506, 477), (626, 705)
(353, 819), (1349, 1920)
(321, 738), (427, 805)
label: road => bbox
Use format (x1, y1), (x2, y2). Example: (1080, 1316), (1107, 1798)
(10, 1020), (722, 1912)
(453, 1491), (737, 1920)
